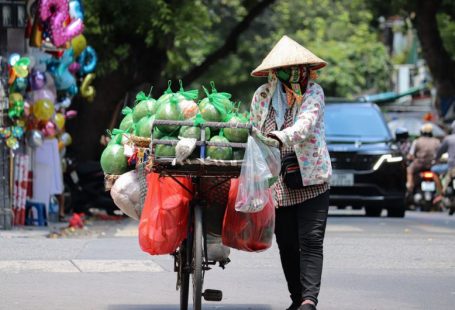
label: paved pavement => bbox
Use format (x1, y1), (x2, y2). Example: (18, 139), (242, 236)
(0, 209), (454, 310)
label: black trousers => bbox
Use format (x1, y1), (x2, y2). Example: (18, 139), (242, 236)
(274, 190), (330, 305)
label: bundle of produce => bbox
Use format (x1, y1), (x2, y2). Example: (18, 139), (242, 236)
(132, 91), (159, 122)
(207, 130), (233, 160)
(155, 81), (199, 133)
(119, 107), (134, 133)
(155, 136), (179, 157)
(100, 130), (129, 189)
(199, 82), (233, 122)
(223, 103), (249, 143)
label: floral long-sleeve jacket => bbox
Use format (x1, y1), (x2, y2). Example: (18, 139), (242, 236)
(249, 76), (332, 186)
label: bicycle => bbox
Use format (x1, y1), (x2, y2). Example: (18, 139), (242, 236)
(148, 119), (277, 310)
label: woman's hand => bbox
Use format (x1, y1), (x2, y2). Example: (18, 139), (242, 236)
(267, 133), (283, 148)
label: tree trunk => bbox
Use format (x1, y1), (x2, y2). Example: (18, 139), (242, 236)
(413, 0), (455, 98)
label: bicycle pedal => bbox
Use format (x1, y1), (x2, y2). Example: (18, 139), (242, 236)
(202, 289), (222, 301)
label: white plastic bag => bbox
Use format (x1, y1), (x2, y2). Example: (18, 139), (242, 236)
(235, 136), (280, 213)
(110, 170), (142, 220)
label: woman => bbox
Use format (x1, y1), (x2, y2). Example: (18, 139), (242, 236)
(249, 36), (332, 310)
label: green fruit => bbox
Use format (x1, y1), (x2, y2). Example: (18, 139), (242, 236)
(155, 99), (183, 133)
(133, 99), (157, 122)
(207, 135), (232, 160)
(135, 115), (155, 138)
(199, 98), (225, 122)
(233, 148), (245, 160)
(155, 136), (178, 157)
(224, 115), (249, 142)
(179, 126), (210, 140)
(119, 113), (134, 133)
(100, 144), (128, 175)
(152, 127), (165, 139)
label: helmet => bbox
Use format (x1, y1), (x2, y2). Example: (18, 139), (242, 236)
(395, 127), (409, 140)
(420, 123), (433, 136)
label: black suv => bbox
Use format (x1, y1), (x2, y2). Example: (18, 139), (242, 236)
(325, 103), (406, 217)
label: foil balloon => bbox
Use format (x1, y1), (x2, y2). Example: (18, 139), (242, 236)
(54, 113), (65, 130)
(26, 129), (44, 148)
(29, 69), (46, 90)
(43, 121), (56, 137)
(8, 53), (21, 66)
(67, 84), (78, 96)
(53, 49), (76, 90)
(58, 97), (72, 109)
(69, 0), (84, 21)
(80, 73), (96, 102)
(12, 126), (25, 139)
(33, 99), (55, 121)
(39, 0), (84, 47)
(68, 62), (80, 75)
(60, 132), (72, 146)
(0, 127), (12, 138)
(71, 34), (86, 58)
(9, 93), (23, 103)
(6, 137), (19, 150)
(78, 46), (97, 75)
(14, 77), (28, 92)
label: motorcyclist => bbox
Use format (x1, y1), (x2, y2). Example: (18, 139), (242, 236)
(433, 121), (455, 194)
(395, 127), (411, 157)
(406, 123), (440, 194)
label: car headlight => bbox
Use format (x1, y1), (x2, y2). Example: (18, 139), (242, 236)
(373, 154), (403, 170)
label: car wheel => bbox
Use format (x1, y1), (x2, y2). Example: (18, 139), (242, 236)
(365, 206), (382, 217)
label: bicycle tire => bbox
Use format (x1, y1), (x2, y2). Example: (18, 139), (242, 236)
(179, 242), (190, 310)
(192, 205), (203, 310)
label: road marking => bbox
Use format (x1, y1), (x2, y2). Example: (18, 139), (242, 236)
(72, 259), (164, 273)
(0, 260), (78, 273)
(0, 260), (164, 273)
(326, 225), (363, 232)
(412, 225), (455, 234)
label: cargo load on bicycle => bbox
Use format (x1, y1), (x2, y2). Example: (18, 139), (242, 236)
(99, 80), (280, 310)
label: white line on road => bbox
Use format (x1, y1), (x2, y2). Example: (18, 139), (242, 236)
(0, 259), (164, 273)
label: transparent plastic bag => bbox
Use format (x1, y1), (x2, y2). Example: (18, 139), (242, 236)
(235, 136), (280, 213)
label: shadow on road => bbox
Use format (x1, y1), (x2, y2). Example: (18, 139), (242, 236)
(108, 305), (273, 310)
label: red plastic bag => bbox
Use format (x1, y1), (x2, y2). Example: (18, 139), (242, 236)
(139, 173), (193, 255)
(222, 179), (275, 252)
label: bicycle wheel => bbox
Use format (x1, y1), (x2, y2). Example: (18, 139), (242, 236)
(179, 242), (190, 310)
(192, 204), (203, 310)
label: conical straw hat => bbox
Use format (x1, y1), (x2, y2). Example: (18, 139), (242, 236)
(251, 35), (327, 77)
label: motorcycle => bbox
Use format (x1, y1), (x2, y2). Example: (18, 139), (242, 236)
(410, 170), (438, 212)
(443, 175), (455, 215)
(63, 157), (118, 216)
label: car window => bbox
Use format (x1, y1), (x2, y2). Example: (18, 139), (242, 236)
(325, 105), (391, 139)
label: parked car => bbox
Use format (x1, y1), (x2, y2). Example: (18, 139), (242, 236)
(325, 102), (407, 217)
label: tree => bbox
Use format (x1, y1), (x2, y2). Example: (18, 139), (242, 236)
(71, 0), (391, 160)
(367, 0), (455, 118)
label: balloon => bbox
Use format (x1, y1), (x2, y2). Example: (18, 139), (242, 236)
(69, 0), (84, 21)
(26, 129), (44, 148)
(6, 137), (19, 150)
(8, 53), (21, 66)
(0, 127), (12, 138)
(42, 121), (56, 137)
(78, 46), (97, 75)
(44, 72), (57, 94)
(24, 101), (31, 117)
(14, 77), (28, 92)
(68, 62), (80, 75)
(67, 84), (78, 96)
(39, 0), (84, 47)
(32, 88), (56, 103)
(80, 73), (96, 101)
(60, 132), (72, 146)
(29, 69), (46, 90)
(54, 113), (65, 130)
(65, 110), (78, 119)
(53, 49), (76, 90)
(71, 34), (86, 58)
(58, 98), (72, 109)
(9, 93), (23, 103)
(33, 99), (55, 121)
(29, 15), (43, 48)
(12, 126), (25, 139)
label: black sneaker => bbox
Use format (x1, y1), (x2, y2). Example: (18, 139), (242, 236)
(286, 301), (302, 310)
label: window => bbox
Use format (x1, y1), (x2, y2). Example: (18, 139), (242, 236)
(2, 5), (12, 27)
